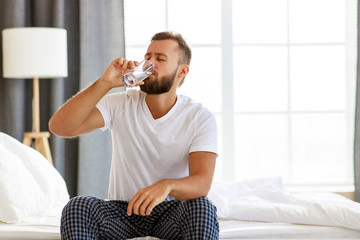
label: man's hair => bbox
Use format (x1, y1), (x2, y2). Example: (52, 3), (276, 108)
(151, 31), (192, 66)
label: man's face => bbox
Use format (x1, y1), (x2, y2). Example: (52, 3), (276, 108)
(140, 40), (180, 95)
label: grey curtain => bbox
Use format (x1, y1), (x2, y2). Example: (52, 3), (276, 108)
(355, 0), (360, 202)
(0, 0), (125, 198)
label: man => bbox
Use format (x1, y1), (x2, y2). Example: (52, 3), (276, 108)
(49, 31), (219, 239)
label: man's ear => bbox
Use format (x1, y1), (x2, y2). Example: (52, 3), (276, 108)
(177, 64), (189, 79)
(177, 64), (190, 87)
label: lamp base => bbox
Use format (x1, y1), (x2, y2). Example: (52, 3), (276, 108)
(23, 131), (53, 165)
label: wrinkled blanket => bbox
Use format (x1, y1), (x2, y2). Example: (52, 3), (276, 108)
(208, 178), (360, 231)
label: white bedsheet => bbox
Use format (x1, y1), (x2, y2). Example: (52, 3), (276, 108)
(208, 178), (360, 231)
(219, 220), (360, 239)
(0, 216), (60, 240)
(1, 218), (360, 240)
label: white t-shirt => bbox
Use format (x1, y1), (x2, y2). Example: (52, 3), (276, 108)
(96, 89), (217, 201)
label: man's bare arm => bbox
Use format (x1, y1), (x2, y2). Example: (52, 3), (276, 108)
(127, 151), (216, 216)
(49, 58), (137, 138)
(49, 80), (109, 138)
(168, 151), (216, 200)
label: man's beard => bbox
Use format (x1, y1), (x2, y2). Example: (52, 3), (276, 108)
(140, 69), (177, 95)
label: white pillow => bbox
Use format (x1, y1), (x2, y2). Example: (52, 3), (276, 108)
(0, 132), (69, 223)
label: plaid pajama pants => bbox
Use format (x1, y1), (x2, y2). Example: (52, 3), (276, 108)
(60, 196), (219, 240)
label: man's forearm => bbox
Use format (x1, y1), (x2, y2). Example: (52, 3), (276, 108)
(167, 152), (216, 201)
(127, 174), (213, 216)
(49, 57), (137, 137)
(127, 153), (216, 216)
(49, 78), (111, 137)
(166, 174), (213, 201)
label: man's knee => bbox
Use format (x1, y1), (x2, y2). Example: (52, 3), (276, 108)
(62, 196), (94, 216)
(184, 197), (219, 239)
(187, 197), (217, 216)
(61, 196), (101, 239)
(61, 196), (100, 227)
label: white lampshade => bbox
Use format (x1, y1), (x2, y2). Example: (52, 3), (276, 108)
(2, 27), (68, 79)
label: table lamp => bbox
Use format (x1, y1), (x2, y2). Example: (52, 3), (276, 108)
(2, 27), (68, 164)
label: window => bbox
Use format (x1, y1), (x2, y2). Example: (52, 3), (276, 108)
(124, 0), (358, 192)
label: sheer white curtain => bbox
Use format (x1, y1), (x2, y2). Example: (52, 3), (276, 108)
(124, 0), (358, 192)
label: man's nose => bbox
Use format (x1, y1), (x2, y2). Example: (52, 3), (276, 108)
(148, 56), (157, 64)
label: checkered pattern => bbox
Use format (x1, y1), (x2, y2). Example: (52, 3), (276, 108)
(61, 196), (219, 240)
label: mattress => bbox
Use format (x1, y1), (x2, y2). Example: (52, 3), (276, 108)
(1, 218), (360, 240)
(0, 216), (60, 240)
(219, 219), (360, 239)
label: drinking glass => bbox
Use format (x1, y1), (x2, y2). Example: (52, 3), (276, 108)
(122, 60), (154, 88)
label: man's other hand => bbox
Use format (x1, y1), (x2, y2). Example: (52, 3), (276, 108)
(127, 180), (172, 216)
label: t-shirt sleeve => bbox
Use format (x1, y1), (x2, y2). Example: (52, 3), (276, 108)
(190, 110), (218, 157)
(96, 96), (111, 131)
(96, 93), (123, 131)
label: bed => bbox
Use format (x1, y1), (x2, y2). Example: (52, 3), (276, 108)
(0, 215), (60, 240)
(1, 218), (360, 240)
(1, 132), (360, 240)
